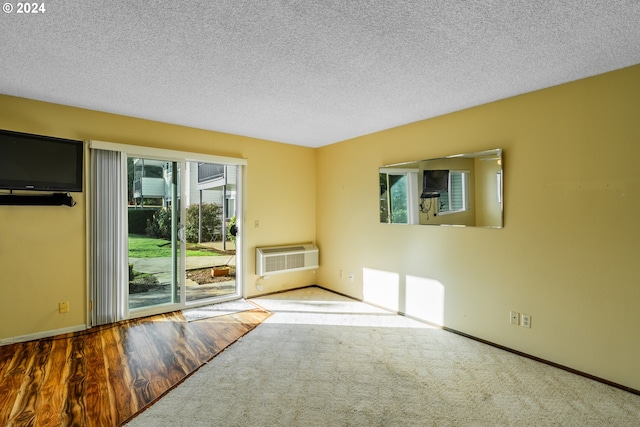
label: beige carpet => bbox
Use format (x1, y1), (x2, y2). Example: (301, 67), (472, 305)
(127, 287), (640, 426)
(182, 298), (259, 322)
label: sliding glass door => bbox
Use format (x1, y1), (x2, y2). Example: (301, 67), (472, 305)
(127, 157), (181, 310)
(89, 140), (246, 326)
(126, 157), (240, 312)
(184, 162), (238, 303)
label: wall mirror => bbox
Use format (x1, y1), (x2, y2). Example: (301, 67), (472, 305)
(380, 148), (503, 227)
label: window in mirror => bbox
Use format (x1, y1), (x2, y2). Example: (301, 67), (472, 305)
(438, 170), (469, 215)
(496, 171), (502, 204)
(379, 168), (418, 224)
(389, 174), (408, 223)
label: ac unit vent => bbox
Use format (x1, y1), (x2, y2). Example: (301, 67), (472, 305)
(262, 246), (306, 254)
(256, 244), (319, 276)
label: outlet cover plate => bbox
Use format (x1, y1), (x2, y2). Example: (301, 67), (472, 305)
(510, 310), (520, 325)
(521, 313), (531, 328)
(59, 301), (69, 313)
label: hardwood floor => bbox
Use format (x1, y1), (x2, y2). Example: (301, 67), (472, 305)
(0, 308), (270, 427)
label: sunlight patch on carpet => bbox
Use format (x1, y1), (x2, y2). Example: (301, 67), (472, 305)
(182, 299), (258, 322)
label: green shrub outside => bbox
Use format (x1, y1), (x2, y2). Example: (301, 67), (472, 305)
(227, 216), (237, 242)
(145, 203), (223, 243)
(128, 208), (158, 234)
(146, 208), (172, 240)
(185, 203), (222, 243)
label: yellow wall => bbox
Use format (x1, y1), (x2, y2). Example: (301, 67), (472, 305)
(0, 95), (317, 340)
(317, 64), (640, 391)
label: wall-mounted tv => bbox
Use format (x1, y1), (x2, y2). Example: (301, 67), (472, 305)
(421, 169), (449, 199)
(0, 130), (83, 192)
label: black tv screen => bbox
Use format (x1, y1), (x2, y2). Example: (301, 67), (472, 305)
(421, 169), (449, 198)
(0, 130), (83, 192)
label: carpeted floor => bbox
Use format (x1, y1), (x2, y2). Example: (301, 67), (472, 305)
(182, 298), (259, 322)
(127, 287), (640, 426)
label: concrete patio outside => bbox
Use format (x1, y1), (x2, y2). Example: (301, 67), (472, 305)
(129, 240), (238, 309)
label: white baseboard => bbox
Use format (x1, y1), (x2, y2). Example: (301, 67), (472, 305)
(0, 324), (88, 346)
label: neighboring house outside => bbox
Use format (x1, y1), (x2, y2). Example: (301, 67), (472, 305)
(132, 158), (167, 207)
(132, 159), (237, 241)
(187, 162), (237, 221)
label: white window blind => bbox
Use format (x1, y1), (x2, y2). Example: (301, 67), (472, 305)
(90, 149), (127, 326)
(439, 171), (468, 213)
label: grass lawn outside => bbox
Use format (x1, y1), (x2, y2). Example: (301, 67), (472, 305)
(128, 234), (220, 258)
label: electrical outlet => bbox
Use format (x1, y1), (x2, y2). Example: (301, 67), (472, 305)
(521, 313), (531, 328)
(59, 301), (69, 314)
(510, 310), (519, 325)
(349, 273), (355, 282)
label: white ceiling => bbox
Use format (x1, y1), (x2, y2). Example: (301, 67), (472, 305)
(1, 1), (639, 148)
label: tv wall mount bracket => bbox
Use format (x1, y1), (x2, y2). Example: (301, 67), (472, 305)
(0, 192), (76, 207)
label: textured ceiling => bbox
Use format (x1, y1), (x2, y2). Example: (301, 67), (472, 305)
(1, 1), (639, 147)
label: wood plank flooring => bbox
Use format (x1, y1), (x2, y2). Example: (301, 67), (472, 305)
(0, 308), (270, 427)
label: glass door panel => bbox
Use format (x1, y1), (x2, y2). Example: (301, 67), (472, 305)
(127, 157), (181, 310)
(184, 161), (238, 303)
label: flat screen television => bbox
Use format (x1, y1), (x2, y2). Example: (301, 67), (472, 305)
(421, 169), (449, 199)
(0, 130), (83, 192)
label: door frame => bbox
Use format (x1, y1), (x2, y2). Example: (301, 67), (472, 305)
(88, 140), (247, 322)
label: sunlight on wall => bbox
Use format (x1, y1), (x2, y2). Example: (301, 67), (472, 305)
(405, 275), (445, 326)
(362, 268), (399, 312)
(362, 268), (445, 325)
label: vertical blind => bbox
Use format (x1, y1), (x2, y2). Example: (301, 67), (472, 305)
(439, 171), (466, 212)
(449, 172), (465, 211)
(90, 149), (127, 326)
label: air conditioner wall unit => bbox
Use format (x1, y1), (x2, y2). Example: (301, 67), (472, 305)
(256, 244), (319, 276)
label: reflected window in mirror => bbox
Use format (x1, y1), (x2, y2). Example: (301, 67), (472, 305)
(380, 149), (503, 228)
(379, 168), (419, 224)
